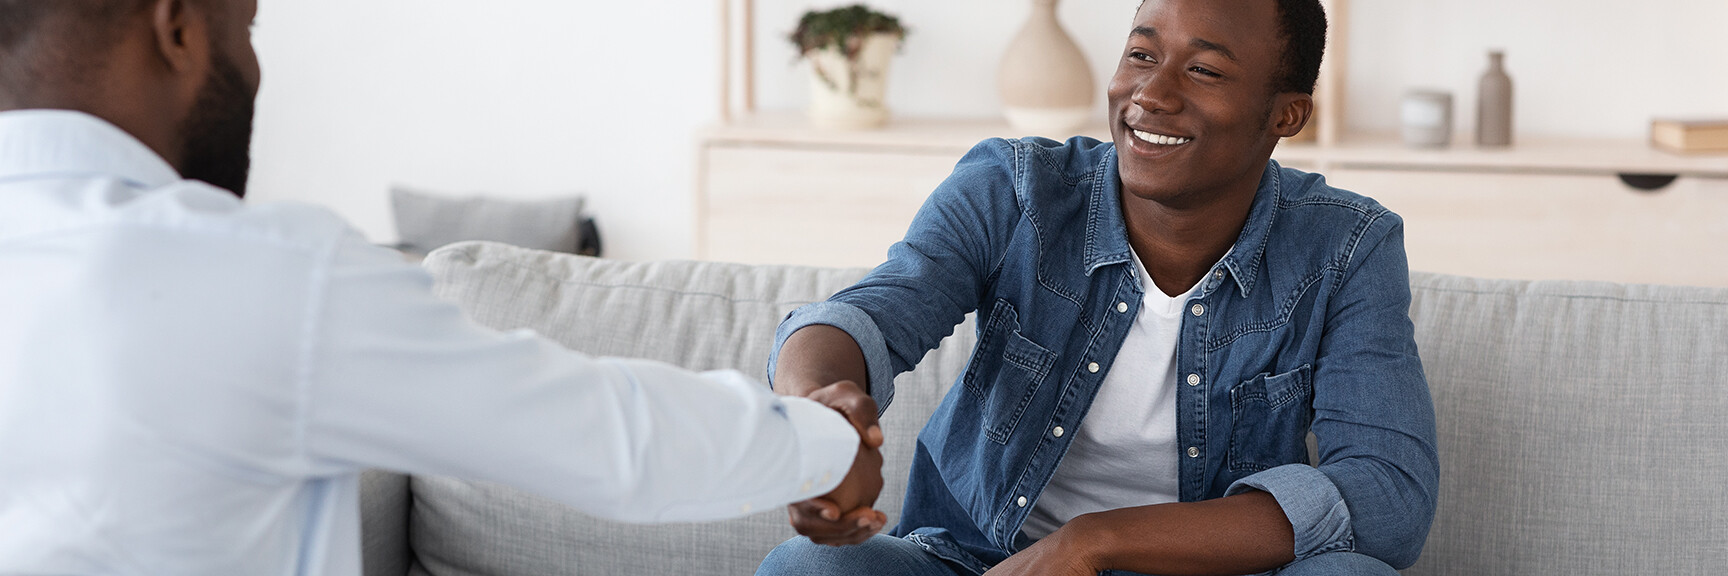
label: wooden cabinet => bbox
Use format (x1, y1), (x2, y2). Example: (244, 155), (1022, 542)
(695, 113), (1108, 268)
(695, 112), (1728, 287)
(1326, 169), (1728, 287)
(700, 146), (956, 267)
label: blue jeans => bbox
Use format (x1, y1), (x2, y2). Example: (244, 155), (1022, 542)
(756, 535), (1399, 576)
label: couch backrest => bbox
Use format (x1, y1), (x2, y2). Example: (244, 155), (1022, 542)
(400, 242), (972, 576)
(1403, 272), (1728, 575)
(372, 243), (1728, 576)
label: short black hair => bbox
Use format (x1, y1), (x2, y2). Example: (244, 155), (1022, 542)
(0, 0), (152, 51)
(1137, 0), (1328, 95)
(1273, 0), (1327, 95)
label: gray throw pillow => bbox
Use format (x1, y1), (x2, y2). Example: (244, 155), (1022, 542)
(391, 187), (585, 255)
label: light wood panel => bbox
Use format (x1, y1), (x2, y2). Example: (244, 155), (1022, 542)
(700, 145), (960, 267)
(1328, 169), (1728, 287)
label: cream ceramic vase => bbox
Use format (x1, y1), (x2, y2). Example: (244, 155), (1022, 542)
(806, 32), (900, 130)
(998, 0), (1095, 137)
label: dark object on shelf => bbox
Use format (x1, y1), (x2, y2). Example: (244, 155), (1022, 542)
(1476, 50), (1514, 147)
(1617, 173), (1678, 192)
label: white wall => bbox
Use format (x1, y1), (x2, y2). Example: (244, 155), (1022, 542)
(249, 0), (718, 261)
(249, 1), (1727, 261)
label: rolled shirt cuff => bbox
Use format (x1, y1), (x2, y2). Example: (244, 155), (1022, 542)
(768, 300), (899, 415)
(780, 395), (862, 498)
(1226, 463), (1355, 560)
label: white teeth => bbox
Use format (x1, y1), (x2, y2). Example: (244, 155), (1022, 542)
(1133, 129), (1191, 146)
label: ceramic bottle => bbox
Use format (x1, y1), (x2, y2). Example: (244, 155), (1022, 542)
(1476, 50), (1514, 147)
(998, 0), (1094, 137)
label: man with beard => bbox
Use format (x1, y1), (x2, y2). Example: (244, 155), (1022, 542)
(758, 0), (1438, 575)
(0, 0), (885, 574)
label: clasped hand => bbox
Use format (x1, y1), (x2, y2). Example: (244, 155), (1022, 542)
(791, 380), (888, 546)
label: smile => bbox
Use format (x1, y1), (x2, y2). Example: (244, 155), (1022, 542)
(1131, 129), (1192, 146)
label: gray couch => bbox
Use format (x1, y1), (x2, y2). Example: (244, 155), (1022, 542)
(361, 242), (1728, 576)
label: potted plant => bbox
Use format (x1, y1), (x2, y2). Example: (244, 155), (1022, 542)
(789, 5), (907, 129)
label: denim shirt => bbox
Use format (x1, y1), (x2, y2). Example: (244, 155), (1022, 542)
(769, 137), (1439, 573)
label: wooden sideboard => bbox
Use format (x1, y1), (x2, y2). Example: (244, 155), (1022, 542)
(695, 111), (1728, 287)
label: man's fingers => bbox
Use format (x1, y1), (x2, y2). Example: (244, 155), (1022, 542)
(807, 507), (885, 546)
(811, 381), (881, 447)
(791, 498), (840, 522)
(787, 499), (887, 546)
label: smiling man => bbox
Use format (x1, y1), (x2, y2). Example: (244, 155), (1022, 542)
(756, 0), (1439, 575)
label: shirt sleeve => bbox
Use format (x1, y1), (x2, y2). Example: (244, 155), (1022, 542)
(1229, 212), (1440, 569)
(768, 139), (1023, 410)
(296, 233), (859, 524)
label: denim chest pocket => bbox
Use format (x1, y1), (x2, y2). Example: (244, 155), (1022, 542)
(1228, 364), (1315, 472)
(963, 299), (1058, 444)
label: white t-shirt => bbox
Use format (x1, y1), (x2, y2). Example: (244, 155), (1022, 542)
(1021, 248), (1201, 540)
(0, 110), (858, 576)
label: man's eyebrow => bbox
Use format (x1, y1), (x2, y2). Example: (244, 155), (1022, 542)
(1191, 38), (1239, 62)
(1128, 26), (1239, 62)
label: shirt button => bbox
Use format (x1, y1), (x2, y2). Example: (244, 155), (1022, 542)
(1187, 446), (1200, 458)
(1214, 269), (1225, 280)
(1053, 426), (1065, 438)
(1116, 302), (1129, 313)
(741, 503), (753, 513)
(1016, 496), (1028, 507)
(1087, 362), (1100, 373)
(800, 481), (813, 493)
(1190, 303), (1205, 316)
(1187, 373), (1200, 386)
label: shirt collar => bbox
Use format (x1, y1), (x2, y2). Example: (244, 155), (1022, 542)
(0, 109), (182, 190)
(1084, 147), (1283, 298)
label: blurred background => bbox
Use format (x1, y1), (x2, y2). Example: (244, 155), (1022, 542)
(247, 0), (1728, 265)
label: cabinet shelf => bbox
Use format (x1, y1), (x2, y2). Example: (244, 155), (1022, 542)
(705, 110), (1728, 179)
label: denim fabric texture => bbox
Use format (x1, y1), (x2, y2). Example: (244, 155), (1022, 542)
(756, 534), (1397, 576)
(768, 137), (1439, 571)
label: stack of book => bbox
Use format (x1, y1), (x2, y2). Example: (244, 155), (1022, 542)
(1651, 118), (1728, 153)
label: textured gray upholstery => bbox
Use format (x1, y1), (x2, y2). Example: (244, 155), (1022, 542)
(1401, 273), (1728, 575)
(358, 241), (1728, 576)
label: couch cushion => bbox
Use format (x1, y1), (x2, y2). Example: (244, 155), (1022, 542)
(392, 187), (587, 256)
(1403, 272), (1728, 576)
(413, 242), (973, 576)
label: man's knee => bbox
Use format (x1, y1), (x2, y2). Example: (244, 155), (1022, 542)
(757, 534), (958, 576)
(1275, 551), (1399, 576)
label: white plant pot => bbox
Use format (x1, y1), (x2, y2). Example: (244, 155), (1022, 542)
(805, 33), (900, 130)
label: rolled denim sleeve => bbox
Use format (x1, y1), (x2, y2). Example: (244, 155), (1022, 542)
(769, 301), (901, 414)
(767, 139), (1024, 412)
(1226, 464), (1355, 561)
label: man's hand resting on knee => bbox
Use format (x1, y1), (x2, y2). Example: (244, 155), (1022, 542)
(792, 380), (887, 546)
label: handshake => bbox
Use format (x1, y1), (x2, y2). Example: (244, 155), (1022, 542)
(796, 379), (890, 546)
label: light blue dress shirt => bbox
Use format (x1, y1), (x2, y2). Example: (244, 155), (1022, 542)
(0, 110), (859, 575)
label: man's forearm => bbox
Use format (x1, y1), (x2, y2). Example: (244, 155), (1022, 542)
(1063, 491), (1295, 576)
(774, 324), (870, 397)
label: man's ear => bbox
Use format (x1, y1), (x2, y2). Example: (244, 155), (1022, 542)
(1269, 93), (1314, 139)
(149, 0), (207, 74)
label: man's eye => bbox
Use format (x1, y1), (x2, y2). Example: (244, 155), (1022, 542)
(1190, 66), (1221, 78)
(1131, 52), (1156, 63)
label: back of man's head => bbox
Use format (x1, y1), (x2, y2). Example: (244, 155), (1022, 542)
(0, 0), (154, 94)
(0, 0), (261, 197)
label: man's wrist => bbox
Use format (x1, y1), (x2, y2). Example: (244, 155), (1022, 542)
(1054, 512), (1115, 572)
